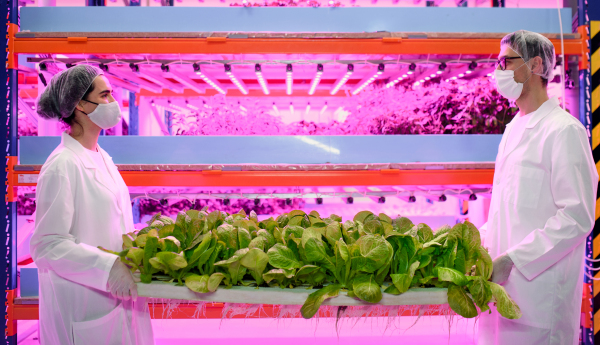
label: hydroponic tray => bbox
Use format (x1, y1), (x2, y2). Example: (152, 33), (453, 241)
(136, 282), (448, 306)
(14, 162), (495, 172)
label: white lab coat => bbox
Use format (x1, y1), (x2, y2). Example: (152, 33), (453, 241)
(479, 97), (598, 345)
(30, 132), (154, 345)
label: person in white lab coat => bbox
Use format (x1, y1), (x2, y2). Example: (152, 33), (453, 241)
(30, 65), (154, 345)
(478, 30), (598, 345)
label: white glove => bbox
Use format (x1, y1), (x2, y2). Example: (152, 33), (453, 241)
(107, 259), (138, 301)
(491, 253), (514, 285)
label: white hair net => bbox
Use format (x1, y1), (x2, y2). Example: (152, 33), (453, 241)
(500, 30), (556, 81)
(37, 64), (103, 120)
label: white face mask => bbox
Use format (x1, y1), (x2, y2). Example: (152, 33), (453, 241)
(494, 59), (533, 101)
(81, 101), (122, 130)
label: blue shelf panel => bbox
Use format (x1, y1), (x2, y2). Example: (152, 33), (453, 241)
(19, 135), (501, 165)
(19, 7), (570, 34)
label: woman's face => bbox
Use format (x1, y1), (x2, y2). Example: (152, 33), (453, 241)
(73, 76), (116, 132)
(81, 76), (115, 113)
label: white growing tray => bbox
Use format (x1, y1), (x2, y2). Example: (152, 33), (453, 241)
(137, 282), (448, 306)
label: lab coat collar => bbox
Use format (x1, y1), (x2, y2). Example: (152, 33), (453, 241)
(524, 97), (560, 129)
(61, 132), (96, 169)
(61, 132), (119, 198)
(496, 97), (560, 168)
(61, 132), (115, 166)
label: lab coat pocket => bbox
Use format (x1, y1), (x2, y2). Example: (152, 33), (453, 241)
(508, 165), (545, 209)
(72, 303), (133, 345)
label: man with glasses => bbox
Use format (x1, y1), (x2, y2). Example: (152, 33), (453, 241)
(478, 30), (597, 344)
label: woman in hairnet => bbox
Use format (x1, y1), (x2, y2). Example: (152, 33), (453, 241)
(479, 30), (597, 344)
(30, 65), (154, 345)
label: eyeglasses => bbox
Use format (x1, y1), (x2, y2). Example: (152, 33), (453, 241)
(496, 56), (523, 71)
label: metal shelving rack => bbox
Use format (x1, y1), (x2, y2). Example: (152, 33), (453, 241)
(1, 4), (594, 345)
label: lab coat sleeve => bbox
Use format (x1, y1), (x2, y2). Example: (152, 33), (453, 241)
(30, 171), (118, 292)
(506, 124), (598, 280)
(479, 222), (488, 247)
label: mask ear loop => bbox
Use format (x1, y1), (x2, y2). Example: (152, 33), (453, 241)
(509, 48), (534, 86)
(514, 32), (539, 85)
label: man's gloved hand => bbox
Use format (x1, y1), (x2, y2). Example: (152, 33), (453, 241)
(107, 259), (138, 301)
(491, 253), (514, 285)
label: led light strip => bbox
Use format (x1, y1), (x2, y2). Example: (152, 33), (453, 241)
(413, 63), (447, 86)
(286, 64), (293, 95)
(255, 64), (270, 95)
(131, 189), (486, 201)
(320, 102), (328, 116)
(444, 62), (478, 83)
(308, 64), (324, 95)
(331, 64), (354, 95)
(386, 63), (416, 88)
(351, 63), (385, 95)
(185, 101), (199, 111)
(225, 64), (248, 95)
(168, 103), (193, 113)
(193, 63), (226, 94)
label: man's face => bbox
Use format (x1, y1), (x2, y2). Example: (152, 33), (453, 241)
(497, 45), (531, 84)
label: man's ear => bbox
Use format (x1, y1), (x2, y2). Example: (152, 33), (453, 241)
(531, 56), (544, 75)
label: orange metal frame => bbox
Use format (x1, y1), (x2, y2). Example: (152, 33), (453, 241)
(5, 290), (17, 337)
(12, 36), (585, 57)
(8, 168), (495, 187)
(6, 24), (18, 70)
(5, 157), (18, 202)
(119, 169), (495, 187)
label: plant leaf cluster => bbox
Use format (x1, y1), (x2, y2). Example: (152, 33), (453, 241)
(100, 208), (521, 320)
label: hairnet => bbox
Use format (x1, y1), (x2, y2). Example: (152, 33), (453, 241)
(500, 30), (556, 81)
(37, 64), (103, 120)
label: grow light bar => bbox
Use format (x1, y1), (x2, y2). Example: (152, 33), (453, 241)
(109, 66), (163, 93)
(412, 64), (445, 86)
(143, 68), (185, 94)
(385, 66), (412, 88)
(224, 64), (248, 95)
(443, 62), (478, 83)
(191, 63), (226, 94)
(130, 189), (488, 201)
(168, 103), (194, 114)
(255, 64), (270, 95)
(165, 67), (209, 95)
(320, 102), (328, 116)
(465, 65), (496, 79)
(351, 63), (385, 95)
(286, 64), (293, 95)
(308, 64), (324, 95)
(185, 100), (199, 111)
(330, 64), (354, 95)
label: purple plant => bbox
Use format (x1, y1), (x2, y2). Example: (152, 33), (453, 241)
(18, 116), (37, 137)
(171, 78), (516, 136)
(17, 187), (36, 215)
(341, 78), (516, 135)
(172, 95), (286, 136)
(138, 197), (306, 217)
